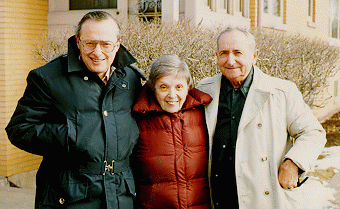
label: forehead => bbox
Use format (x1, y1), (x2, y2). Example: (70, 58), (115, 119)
(79, 19), (119, 41)
(156, 74), (188, 85)
(218, 31), (251, 51)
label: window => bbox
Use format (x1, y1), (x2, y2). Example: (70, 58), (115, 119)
(261, 0), (286, 30)
(216, 0), (245, 16)
(308, 0), (316, 27)
(263, 0), (281, 16)
(331, 0), (340, 38)
(70, 0), (117, 10)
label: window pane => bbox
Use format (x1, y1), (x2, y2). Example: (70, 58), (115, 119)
(264, 0), (269, 13)
(331, 0), (339, 38)
(273, 0), (280, 16)
(70, 0), (117, 10)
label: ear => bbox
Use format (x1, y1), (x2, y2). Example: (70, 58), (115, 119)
(252, 49), (259, 65)
(76, 36), (81, 50)
(114, 39), (122, 53)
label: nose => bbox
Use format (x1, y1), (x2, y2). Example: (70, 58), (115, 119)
(167, 87), (176, 98)
(226, 54), (236, 66)
(92, 43), (103, 55)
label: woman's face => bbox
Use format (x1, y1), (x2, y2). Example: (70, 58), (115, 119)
(154, 74), (189, 113)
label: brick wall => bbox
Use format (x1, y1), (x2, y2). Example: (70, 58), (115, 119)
(0, 0), (48, 177)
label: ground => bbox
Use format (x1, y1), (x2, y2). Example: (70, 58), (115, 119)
(306, 112), (340, 208)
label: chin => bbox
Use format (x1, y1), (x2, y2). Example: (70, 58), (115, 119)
(89, 66), (108, 74)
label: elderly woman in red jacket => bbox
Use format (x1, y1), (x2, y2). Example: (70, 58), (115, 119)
(133, 54), (212, 209)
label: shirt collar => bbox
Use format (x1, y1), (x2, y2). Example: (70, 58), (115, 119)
(102, 66), (116, 85)
(223, 66), (254, 97)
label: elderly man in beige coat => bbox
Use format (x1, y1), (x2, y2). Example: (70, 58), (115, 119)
(197, 28), (327, 208)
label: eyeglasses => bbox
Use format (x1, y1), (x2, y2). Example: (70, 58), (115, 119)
(79, 39), (119, 53)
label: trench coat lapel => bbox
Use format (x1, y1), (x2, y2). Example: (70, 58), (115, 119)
(238, 67), (272, 132)
(203, 73), (222, 141)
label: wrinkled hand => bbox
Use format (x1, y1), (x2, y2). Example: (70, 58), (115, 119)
(278, 159), (299, 189)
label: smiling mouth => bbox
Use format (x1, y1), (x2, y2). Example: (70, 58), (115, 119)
(167, 101), (178, 105)
(91, 58), (105, 62)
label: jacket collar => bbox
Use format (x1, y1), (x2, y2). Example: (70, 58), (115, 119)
(67, 35), (137, 73)
(251, 65), (276, 94)
(237, 66), (273, 131)
(133, 84), (213, 113)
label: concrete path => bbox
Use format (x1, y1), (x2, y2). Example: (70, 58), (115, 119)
(0, 186), (35, 209)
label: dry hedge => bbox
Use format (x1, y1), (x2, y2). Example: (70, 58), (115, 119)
(34, 20), (340, 108)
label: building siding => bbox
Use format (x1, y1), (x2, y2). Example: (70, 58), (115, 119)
(0, 0), (47, 177)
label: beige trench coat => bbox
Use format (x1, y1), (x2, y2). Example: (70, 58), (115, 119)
(197, 66), (327, 208)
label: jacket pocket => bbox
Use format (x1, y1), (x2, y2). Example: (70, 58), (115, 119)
(41, 175), (88, 206)
(118, 171), (136, 198)
(125, 177), (136, 197)
(60, 171), (89, 204)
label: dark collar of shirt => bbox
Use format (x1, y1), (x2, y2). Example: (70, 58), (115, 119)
(222, 66), (254, 98)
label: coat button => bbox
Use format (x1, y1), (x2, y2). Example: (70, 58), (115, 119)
(103, 110), (108, 117)
(59, 198), (65, 204)
(122, 84), (127, 88)
(84, 76), (89, 81)
(264, 190), (270, 195)
(257, 123), (262, 128)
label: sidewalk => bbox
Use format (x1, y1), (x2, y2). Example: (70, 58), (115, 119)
(0, 186), (35, 209)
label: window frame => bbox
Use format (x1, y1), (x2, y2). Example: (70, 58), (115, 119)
(308, 0), (316, 27)
(261, 0), (287, 30)
(69, 0), (117, 10)
(330, 0), (340, 40)
(216, 0), (231, 14)
(216, 0), (246, 17)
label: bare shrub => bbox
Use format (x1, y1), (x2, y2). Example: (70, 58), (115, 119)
(33, 20), (340, 108)
(253, 29), (340, 108)
(120, 19), (219, 84)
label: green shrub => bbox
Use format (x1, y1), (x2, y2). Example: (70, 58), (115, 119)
(33, 20), (340, 108)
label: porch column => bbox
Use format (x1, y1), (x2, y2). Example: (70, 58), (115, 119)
(184, 0), (204, 26)
(162, 0), (179, 23)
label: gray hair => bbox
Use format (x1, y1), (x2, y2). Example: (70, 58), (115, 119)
(217, 27), (256, 51)
(149, 54), (194, 91)
(76, 11), (121, 40)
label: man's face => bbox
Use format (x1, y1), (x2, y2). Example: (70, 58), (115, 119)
(216, 30), (259, 88)
(76, 19), (121, 79)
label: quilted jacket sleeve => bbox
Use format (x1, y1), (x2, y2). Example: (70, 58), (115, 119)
(5, 70), (68, 156)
